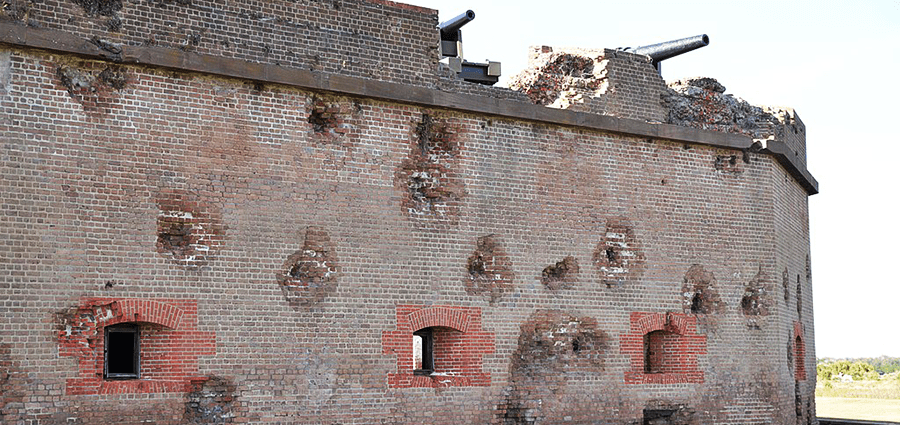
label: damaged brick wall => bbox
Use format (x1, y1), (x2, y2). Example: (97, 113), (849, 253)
(0, 343), (27, 423)
(541, 255), (579, 290)
(681, 265), (725, 315)
(55, 61), (128, 114)
(17, 0), (440, 86)
(663, 77), (807, 156)
(465, 234), (515, 303)
(395, 113), (465, 223)
(593, 221), (645, 288)
(497, 310), (609, 425)
(0, 3), (815, 421)
(277, 226), (339, 308)
(156, 190), (225, 268)
(508, 46), (668, 121)
(184, 376), (240, 424)
(741, 266), (773, 327)
(57, 298), (215, 395)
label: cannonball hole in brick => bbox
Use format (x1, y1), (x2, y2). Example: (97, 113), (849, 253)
(104, 323), (139, 380)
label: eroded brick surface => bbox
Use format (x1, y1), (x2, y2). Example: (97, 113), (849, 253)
(497, 310), (609, 424)
(741, 266), (773, 319)
(593, 221), (645, 288)
(56, 61), (128, 114)
(156, 190), (224, 268)
(541, 255), (579, 290)
(465, 235), (515, 304)
(681, 265), (725, 315)
(395, 113), (465, 223)
(277, 226), (339, 308)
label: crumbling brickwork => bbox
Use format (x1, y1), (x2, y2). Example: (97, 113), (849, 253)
(0, 0), (816, 423)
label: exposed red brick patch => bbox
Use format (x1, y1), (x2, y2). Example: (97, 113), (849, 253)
(395, 113), (464, 224)
(465, 235), (515, 304)
(622, 312), (706, 384)
(277, 226), (339, 308)
(382, 305), (492, 388)
(57, 298), (215, 395)
(793, 322), (806, 381)
(156, 190), (225, 268)
(593, 220), (645, 287)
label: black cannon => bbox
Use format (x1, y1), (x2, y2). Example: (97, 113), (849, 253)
(436, 10), (501, 86)
(622, 34), (709, 73)
(438, 10), (475, 58)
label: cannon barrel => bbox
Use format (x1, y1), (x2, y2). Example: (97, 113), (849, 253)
(627, 34), (709, 64)
(438, 10), (475, 42)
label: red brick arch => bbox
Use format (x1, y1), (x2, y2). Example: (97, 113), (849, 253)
(382, 305), (493, 388)
(94, 299), (184, 329)
(622, 312), (706, 384)
(58, 298), (214, 395)
(406, 306), (471, 333)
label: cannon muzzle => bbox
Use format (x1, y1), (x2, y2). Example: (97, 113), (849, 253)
(625, 34), (709, 72)
(438, 10), (475, 42)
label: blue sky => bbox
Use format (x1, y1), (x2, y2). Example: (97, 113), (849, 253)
(407, 0), (900, 358)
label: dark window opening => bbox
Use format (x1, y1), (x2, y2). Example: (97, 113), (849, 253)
(643, 330), (665, 374)
(413, 327), (433, 376)
(104, 323), (139, 380)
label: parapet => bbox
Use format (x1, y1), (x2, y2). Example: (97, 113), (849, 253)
(508, 46), (668, 122)
(505, 47), (808, 171)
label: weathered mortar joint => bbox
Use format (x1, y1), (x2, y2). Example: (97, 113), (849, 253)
(592, 221), (645, 287)
(464, 235), (515, 304)
(681, 265), (725, 315)
(541, 256), (578, 290)
(278, 226), (339, 308)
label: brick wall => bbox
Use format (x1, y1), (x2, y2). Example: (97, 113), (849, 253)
(0, 1), (815, 423)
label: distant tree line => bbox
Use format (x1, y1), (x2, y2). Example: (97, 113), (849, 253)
(817, 356), (900, 381)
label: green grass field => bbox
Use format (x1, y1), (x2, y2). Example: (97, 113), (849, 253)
(816, 397), (900, 422)
(816, 372), (900, 422)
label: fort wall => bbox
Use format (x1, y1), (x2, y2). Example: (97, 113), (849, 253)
(0, 1), (816, 424)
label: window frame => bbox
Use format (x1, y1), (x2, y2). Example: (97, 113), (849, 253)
(413, 327), (434, 376)
(104, 323), (140, 380)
